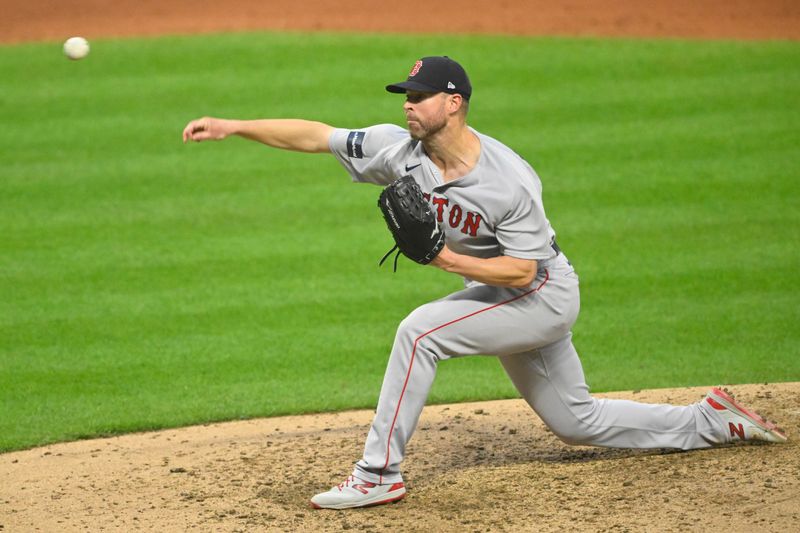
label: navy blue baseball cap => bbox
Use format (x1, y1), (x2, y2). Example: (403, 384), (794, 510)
(386, 56), (472, 100)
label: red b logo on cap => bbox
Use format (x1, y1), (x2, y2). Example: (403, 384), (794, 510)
(409, 60), (423, 77)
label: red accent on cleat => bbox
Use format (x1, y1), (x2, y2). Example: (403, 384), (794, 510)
(706, 387), (788, 443)
(706, 397), (726, 411)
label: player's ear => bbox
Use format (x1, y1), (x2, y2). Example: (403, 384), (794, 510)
(449, 93), (468, 118)
(448, 93), (463, 113)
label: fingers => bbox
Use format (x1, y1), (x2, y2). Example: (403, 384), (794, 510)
(182, 117), (210, 143)
(182, 117), (234, 143)
(183, 118), (206, 143)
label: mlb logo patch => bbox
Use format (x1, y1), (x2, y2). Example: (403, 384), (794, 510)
(347, 131), (365, 159)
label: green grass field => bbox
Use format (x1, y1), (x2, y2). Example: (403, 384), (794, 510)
(1, 32), (798, 452)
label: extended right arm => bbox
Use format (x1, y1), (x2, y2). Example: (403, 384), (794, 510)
(182, 117), (334, 154)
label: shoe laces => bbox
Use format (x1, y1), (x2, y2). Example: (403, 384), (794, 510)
(337, 475), (357, 491)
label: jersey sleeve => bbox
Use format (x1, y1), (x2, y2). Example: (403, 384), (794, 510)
(495, 185), (553, 260)
(328, 124), (409, 185)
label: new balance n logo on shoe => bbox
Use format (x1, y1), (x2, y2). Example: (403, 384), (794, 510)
(352, 482), (377, 494)
(310, 475), (407, 510)
(729, 422), (745, 440)
(704, 386), (788, 444)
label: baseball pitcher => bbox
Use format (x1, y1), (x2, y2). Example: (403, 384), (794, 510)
(183, 56), (787, 510)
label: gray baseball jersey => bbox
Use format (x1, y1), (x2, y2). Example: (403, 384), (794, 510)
(328, 125), (730, 485)
(331, 124), (556, 262)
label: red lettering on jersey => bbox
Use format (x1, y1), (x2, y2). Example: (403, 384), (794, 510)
(422, 192), (431, 201)
(431, 196), (449, 224)
(448, 204), (463, 228)
(729, 422), (745, 440)
(461, 212), (483, 236)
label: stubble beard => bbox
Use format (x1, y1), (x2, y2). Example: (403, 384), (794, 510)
(407, 113), (448, 141)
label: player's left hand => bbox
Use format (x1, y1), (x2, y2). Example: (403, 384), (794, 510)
(378, 175), (446, 268)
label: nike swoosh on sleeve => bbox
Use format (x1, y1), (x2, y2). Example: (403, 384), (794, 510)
(405, 163), (421, 172)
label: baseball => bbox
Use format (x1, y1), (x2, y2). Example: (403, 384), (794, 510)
(63, 36), (90, 60)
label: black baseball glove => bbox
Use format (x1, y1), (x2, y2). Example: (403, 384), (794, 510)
(378, 175), (445, 271)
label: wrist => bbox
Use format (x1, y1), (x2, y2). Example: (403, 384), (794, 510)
(223, 119), (241, 137)
(432, 247), (457, 272)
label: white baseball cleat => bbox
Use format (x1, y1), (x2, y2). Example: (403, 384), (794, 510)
(310, 475), (406, 510)
(705, 387), (788, 443)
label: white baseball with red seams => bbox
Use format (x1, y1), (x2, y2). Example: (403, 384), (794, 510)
(328, 124), (731, 486)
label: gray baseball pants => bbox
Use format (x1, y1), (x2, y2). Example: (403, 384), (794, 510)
(353, 254), (726, 484)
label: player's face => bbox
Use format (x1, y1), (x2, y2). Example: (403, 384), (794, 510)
(403, 91), (449, 141)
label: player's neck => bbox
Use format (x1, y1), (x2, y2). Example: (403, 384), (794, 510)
(423, 123), (480, 183)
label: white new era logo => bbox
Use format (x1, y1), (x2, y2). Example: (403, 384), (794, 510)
(447, 82), (456, 89)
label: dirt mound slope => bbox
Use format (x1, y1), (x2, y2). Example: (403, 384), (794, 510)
(3, 383), (798, 532)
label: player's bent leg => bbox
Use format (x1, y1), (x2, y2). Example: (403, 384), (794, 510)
(352, 309), (442, 485)
(499, 334), (727, 450)
(352, 274), (570, 486)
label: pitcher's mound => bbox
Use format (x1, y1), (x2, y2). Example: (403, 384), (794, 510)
(2, 383), (799, 531)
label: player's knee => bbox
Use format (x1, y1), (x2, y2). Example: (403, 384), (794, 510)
(549, 425), (594, 446)
(395, 315), (422, 343)
(395, 308), (446, 362)
(396, 304), (437, 340)
(541, 401), (600, 445)
(545, 411), (600, 445)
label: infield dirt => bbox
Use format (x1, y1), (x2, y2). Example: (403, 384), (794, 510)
(3, 384), (799, 531)
(1, 0), (799, 43)
(2, 1), (798, 531)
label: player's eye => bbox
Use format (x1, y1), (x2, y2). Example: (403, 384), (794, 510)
(406, 92), (436, 104)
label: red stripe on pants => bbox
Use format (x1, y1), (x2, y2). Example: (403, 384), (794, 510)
(380, 270), (550, 482)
